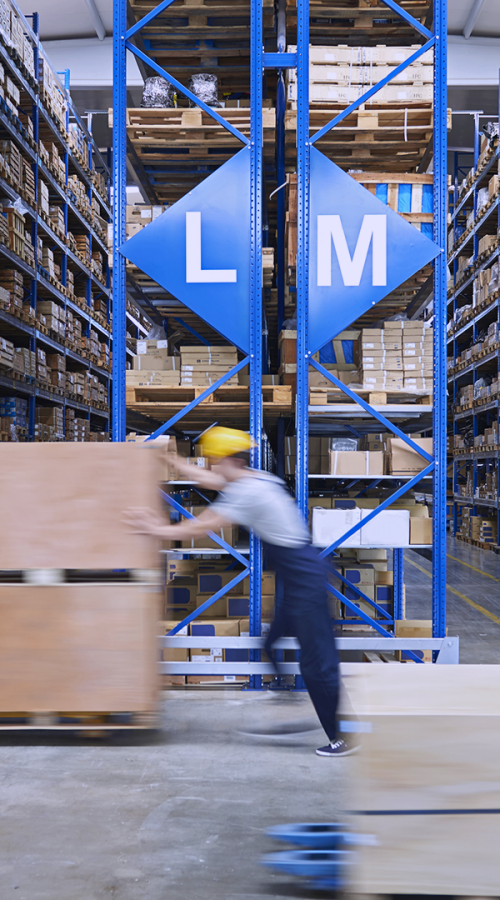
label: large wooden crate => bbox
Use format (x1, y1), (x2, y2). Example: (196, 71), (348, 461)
(345, 664), (500, 896)
(0, 584), (159, 715)
(0, 443), (162, 569)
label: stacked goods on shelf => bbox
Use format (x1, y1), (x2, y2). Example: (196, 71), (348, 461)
(126, 204), (167, 238)
(128, 339), (180, 387)
(312, 497), (432, 550)
(0, 395), (27, 439)
(286, 44), (434, 105)
(333, 550), (397, 622)
(284, 435), (331, 475)
(68, 122), (89, 169)
(360, 321), (433, 392)
(0, 334), (12, 369)
(164, 558), (277, 685)
(38, 55), (67, 134)
(12, 346), (35, 378)
(475, 467), (498, 502)
(0, 268), (23, 313)
(457, 508), (498, 547)
(180, 344), (238, 386)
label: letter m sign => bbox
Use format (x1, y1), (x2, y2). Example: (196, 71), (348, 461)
(317, 215), (387, 287)
(308, 147), (441, 355)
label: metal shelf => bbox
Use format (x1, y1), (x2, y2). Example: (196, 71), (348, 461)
(449, 197), (500, 264)
(115, 0), (448, 656)
(448, 348), (499, 381)
(447, 246), (500, 305)
(451, 150), (500, 222)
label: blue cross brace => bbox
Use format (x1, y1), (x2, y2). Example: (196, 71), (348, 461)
(120, 148), (252, 353)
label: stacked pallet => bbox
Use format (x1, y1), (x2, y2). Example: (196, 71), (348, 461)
(122, 106), (276, 205)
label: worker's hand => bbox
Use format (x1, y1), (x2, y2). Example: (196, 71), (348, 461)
(123, 507), (174, 538)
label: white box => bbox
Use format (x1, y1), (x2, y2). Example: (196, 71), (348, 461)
(360, 509), (410, 547)
(311, 508), (361, 548)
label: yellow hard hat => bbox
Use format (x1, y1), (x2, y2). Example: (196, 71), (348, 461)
(199, 426), (256, 459)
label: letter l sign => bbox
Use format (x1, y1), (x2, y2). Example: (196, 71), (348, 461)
(186, 211), (237, 283)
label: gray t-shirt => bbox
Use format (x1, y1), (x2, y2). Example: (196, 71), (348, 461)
(210, 470), (309, 548)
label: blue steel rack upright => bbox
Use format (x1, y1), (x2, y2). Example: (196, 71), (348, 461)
(293, 0), (448, 644)
(113, 0), (450, 671)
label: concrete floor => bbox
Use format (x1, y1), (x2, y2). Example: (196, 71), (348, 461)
(1, 533), (499, 898)
(0, 691), (349, 900)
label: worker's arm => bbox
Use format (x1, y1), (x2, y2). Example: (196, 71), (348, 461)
(124, 505), (232, 540)
(167, 452), (226, 490)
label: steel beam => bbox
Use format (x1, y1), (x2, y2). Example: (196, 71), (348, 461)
(112, 0), (127, 441)
(433, 0), (447, 638)
(248, 0), (264, 690)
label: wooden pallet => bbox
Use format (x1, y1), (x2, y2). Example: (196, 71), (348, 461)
(286, 0), (431, 38)
(124, 107), (275, 155)
(0, 710), (158, 732)
(309, 387), (432, 406)
(285, 104), (433, 170)
(126, 383), (292, 405)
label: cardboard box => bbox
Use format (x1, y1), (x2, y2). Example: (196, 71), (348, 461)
(133, 352), (178, 371)
(312, 508), (362, 548)
(188, 619), (247, 683)
(329, 450), (384, 477)
(360, 509), (410, 547)
(387, 437), (433, 475)
(194, 591), (228, 617)
(410, 517), (432, 545)
(394, 619), (432, 662)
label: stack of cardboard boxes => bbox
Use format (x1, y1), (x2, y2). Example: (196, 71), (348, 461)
(360, 322), (433, 393)
(128, 339), (180, 387)
(360, 326), (403, 392)
(180, 344), (239, 387)
(163, 559), (276, 685)
(284, 435), (331, 475)
(458, 508), (498, 546)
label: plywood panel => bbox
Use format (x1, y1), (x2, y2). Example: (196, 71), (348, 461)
(354, 812), (500, 896)
(0, 444), (162, 569)
(0, 585), (159, 711)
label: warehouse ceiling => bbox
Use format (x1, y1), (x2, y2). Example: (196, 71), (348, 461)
(18, 0), (112, 40)
(448, 0), (500, 39)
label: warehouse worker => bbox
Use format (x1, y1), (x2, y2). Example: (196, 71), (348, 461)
(125, 427), (351, 758)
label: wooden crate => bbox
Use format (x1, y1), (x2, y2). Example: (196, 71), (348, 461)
(346, 664), (500, 896)
(0, 584), (159, 717)
(0, 443), (162, 570)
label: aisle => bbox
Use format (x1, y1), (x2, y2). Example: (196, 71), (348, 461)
(404, 536), (500, 663)
(0, 692), (348, 900)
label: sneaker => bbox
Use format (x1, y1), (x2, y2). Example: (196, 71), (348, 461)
(316, 738), (359, 757)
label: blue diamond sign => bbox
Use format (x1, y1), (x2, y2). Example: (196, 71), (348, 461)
(120, 147), (251, 352)
(308, 147), (442, 355)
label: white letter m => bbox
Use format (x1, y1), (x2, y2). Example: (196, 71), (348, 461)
(317, 214), (387, 287)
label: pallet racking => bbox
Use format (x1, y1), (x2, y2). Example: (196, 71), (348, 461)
(0, 1), (117, 442)
(448, 86), (500, 550)
(114, 0), (451, 678)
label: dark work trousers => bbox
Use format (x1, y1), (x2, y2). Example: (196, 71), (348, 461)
(263, 541), (340, 742)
